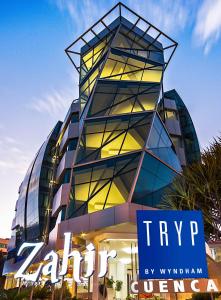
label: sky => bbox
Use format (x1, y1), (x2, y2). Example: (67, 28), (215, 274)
(0, 0), (221, 238)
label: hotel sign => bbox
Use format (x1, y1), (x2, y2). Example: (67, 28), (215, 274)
(15, 232), (117, 283)
(137, 210), (208, 279)
(14, 210), (217, 295)
(131, 279), (221, 293)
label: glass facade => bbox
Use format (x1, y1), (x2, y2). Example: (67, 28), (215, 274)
(14, 157), (36, 247)
(69, 152), (140, 216)
(65, 14), (182, 219)
(147, 114), (182, 172)
(7, 122), (61, 260)
(99, 238), (138, 300)
(88, 81), (159, 117)
(76, 112), (153, 164)
(133, 152), (178, 207)
(100, 49), (163, 82)
(159, 89), (201, 165)
(5, 4), (201, 287)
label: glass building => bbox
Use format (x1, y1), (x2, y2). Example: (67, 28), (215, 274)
(4, 3), (202, 299)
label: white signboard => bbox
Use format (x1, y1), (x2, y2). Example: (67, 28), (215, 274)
(15, 232), (117, 283)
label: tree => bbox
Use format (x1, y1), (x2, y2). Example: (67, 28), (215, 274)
(0, 250), (6, 289)
(159, 136), (221, 241)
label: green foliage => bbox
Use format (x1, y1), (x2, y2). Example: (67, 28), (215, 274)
(14, 288), (30, 300)
(3, 285), (74, 300)
(192, 293), (221, 300)
(54, 285), (72, 300)
(106, 277), (115, 288)
(2, 287), (34, 300)
(126, 296), (135, 300)
(0, 289), (8, 299)
(115, 280), (123, 292)
(33, 286), (50, 299)
(159, 136), (221, 240)
(2, 288), (16, 300)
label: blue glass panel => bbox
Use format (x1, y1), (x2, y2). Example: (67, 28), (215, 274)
(149, 147), (182, 172)
(132, 152), (178, 207)
(163, 90), (201, 164)
(146, 114), (181, 171)
(147, 114), (171, 149)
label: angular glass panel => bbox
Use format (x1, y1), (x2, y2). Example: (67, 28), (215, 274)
(76, 112), (152, 163)
(88, 182), (111, 212)
(79, 58), (106, 112)
(102, 132), (127, 158)
(149, 147), (182, 172)
(132, 152), (178, 207)
(112, 25), (164, 65)
(80, 32), (114, 80)
(142, 68), (162, 82)
(112, 31), (134, 49)
(163, 90), (201, 164)
(146, 114), (181, 171)
(88, 81), (160, 117)
(121, 68), (142, 81)
(147, 114), (171, 149)
(67, 138), (78, 151)
(100, 49), (163, 83)
(81, 68), (99, 96)
(68, 153), (140, 217)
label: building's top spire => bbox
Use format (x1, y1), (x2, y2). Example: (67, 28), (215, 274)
(65, 2), (178, 73)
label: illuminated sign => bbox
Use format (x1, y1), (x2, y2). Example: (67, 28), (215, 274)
(15, 232), (117, 283)
(131, 279), (221, 293)
(14, 210), (213, 292)
(137, 210), (208, 279)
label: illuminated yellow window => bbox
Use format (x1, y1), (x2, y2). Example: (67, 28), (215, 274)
(121, 68), (142, 81)
(100, 52), (163, 83)
(74, 178), (127, 214)
(136, 94), (156, 111)
(142, 69), (162, 82)
(81, 127), (144, 160)
(75, 183), (89, 201)
(101, 133), (126, 158)
(103, 181), (126, 209)
(87, 180), (127, 213)
(88, 182), (111, 213)
(110, 101), (134, 115)
(166, 110), (177, 120)
(82, 38), (110, 72)
(120, 131), (143, 153)
(72, 153), (140, 215)
(80, 68), (99, 97)
(100, 59), (125, 79)
(85, 133), (103, 149)
(127, 58), (145, 68)
(112, 62), (125, 78)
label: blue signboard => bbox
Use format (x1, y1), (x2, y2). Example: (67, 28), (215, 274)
(137, 210), (208, 279)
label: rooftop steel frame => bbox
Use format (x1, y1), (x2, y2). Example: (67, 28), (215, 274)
(65, 2), (178, 73)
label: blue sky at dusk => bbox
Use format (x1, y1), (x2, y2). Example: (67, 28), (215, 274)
(0, 0), (221, 237)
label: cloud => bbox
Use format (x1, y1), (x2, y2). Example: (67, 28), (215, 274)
(52, 0), (107, 36)
(52, 0), (192, 37)
(28, 72), (78, 117)
(0, 136), (32, 175)
(194, 0), (221, 54)
(4, 136), (20, 145)
(127, 0), (191, 35)
(30, 88), (72, 116)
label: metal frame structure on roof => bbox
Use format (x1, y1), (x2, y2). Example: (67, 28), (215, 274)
(65, 2), (178, 73)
